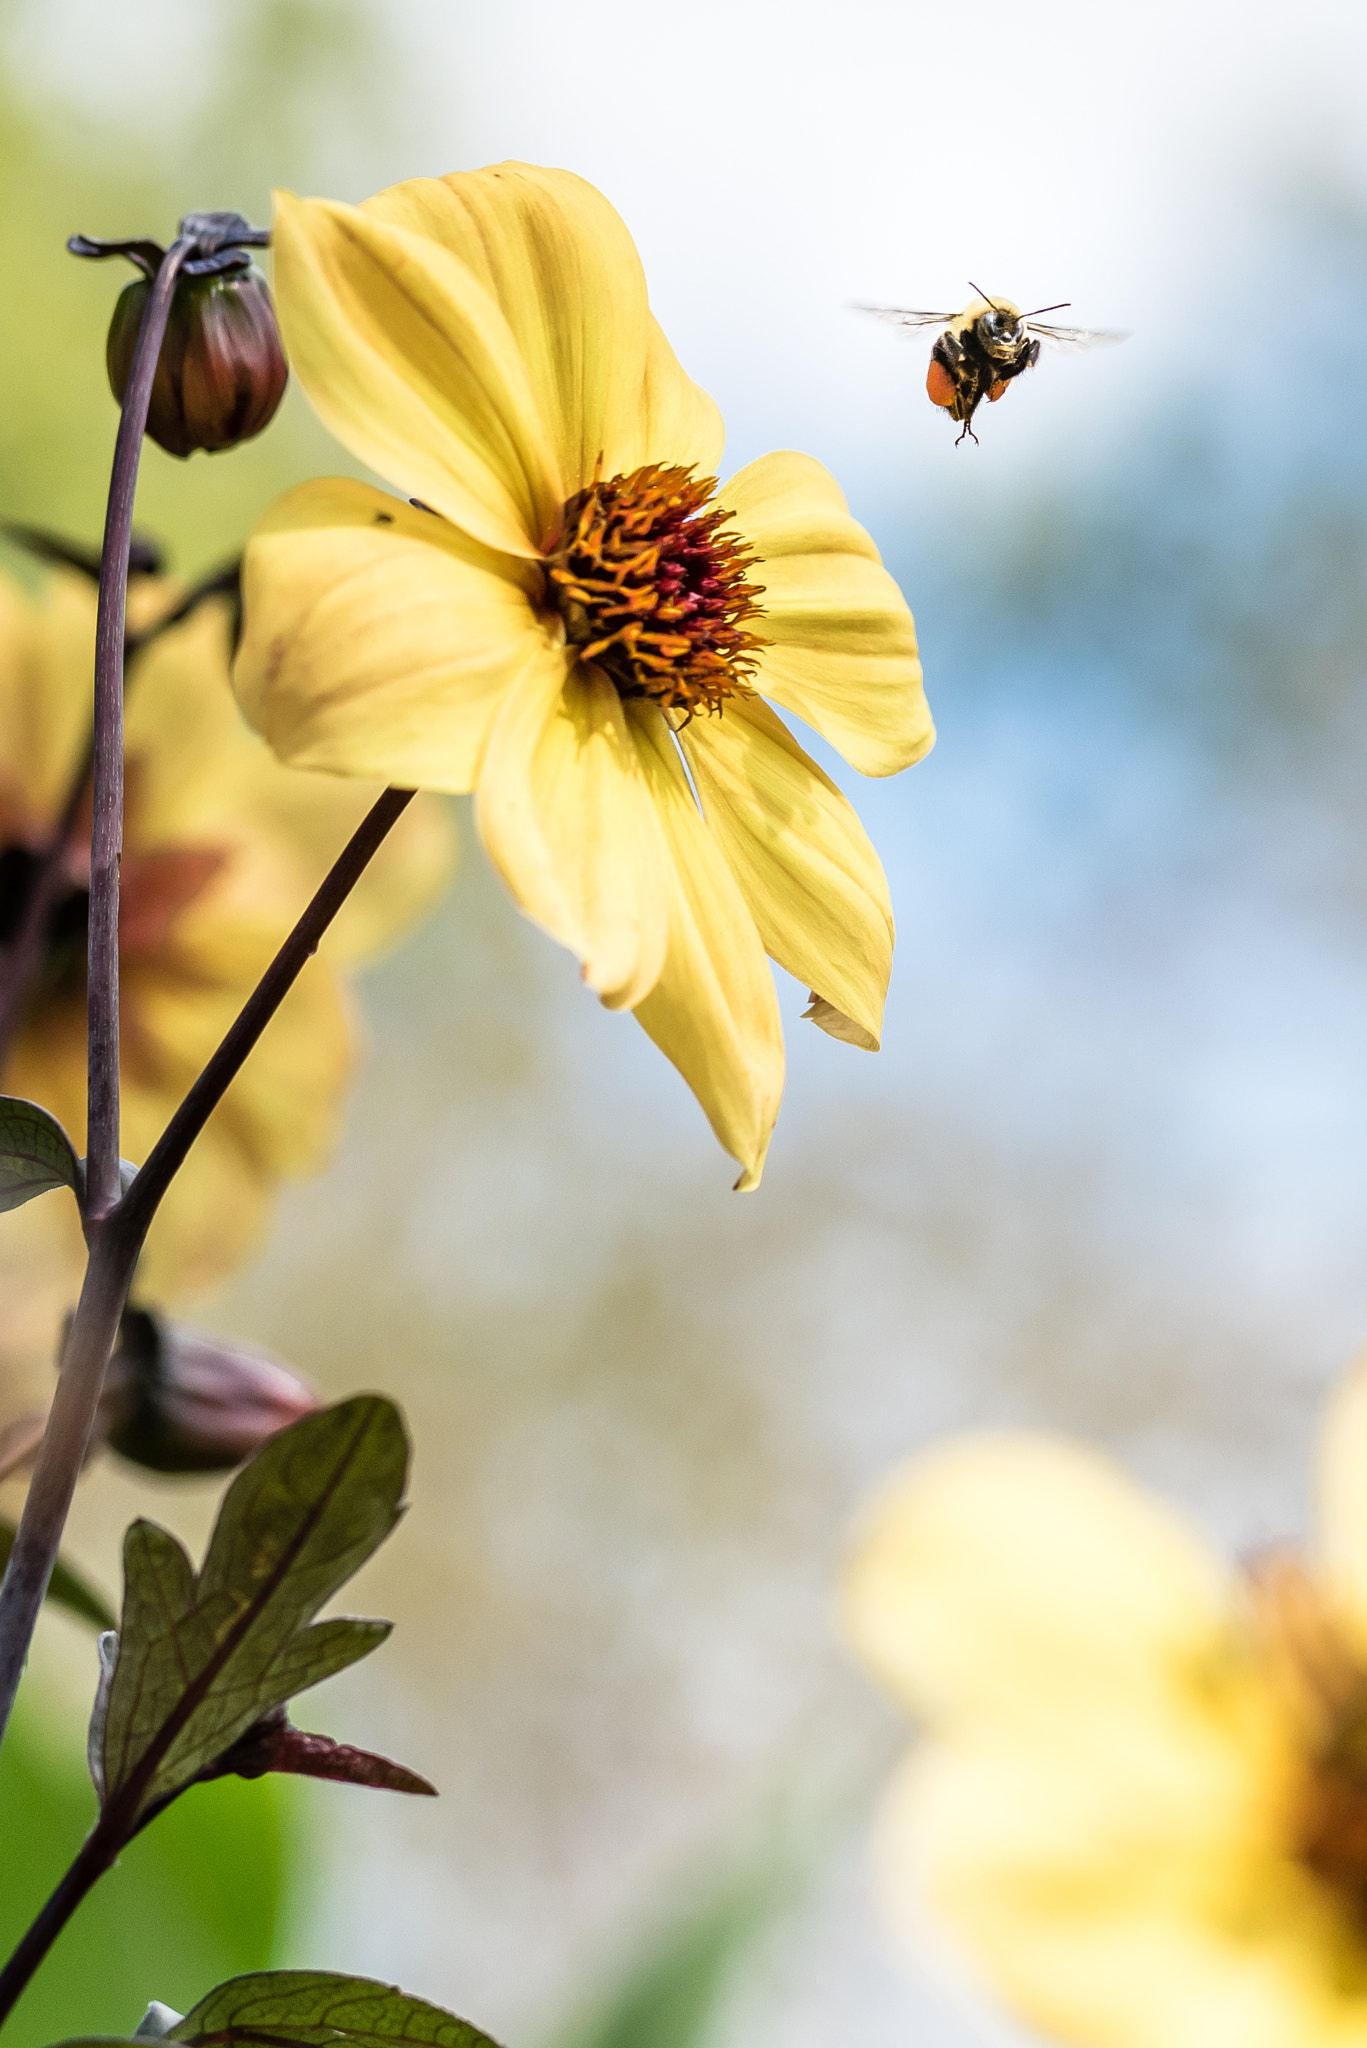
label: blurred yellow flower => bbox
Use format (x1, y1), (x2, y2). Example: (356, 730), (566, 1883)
(233, 162), (931, 1190)
(0, 564), (454, 1360)
(843, 1369), (1367, 2048)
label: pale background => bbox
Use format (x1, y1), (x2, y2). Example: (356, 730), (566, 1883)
(5, 2), (1367, 2044)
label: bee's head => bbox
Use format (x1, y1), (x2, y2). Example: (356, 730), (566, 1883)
(968, 296), (1025, 354)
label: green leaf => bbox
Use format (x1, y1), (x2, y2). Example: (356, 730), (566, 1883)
(167, 1971), (502, 2048)
(0, 1099), (80, 1213)
(0, 1521), (114, 1631)
(41, 1971), (503, 2048)
(94, 1397), (407, 1826)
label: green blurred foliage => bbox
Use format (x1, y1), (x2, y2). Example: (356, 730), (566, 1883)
(550, 1855), (796, 2048)
(0, 0), (395, 569)
(0, 1697), (285, 2048)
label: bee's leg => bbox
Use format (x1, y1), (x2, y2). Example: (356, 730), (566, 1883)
(935, 329), (966, 373)
(992, 340), (1040, 395)
(953, 373), (985, 444)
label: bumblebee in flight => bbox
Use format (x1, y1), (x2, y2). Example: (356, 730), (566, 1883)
(861, 288), (1125, 443)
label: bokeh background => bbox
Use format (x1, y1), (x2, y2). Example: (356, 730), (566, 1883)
(4, 2), (1367, 2044)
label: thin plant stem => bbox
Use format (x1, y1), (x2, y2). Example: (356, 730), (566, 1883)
(0, 1234), (132, 1747)
(0, 786), (414, 1753)
(121, 787), (414, 1240)
(85, 236), (190, 1223)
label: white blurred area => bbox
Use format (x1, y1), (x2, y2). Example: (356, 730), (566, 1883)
(11, 2), (1367, 2045)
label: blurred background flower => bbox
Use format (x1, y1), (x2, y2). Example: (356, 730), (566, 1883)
(842, 1363), (1367, 2047)
(0, 562), (453, 1406)
(5, 3), (1367, 2047)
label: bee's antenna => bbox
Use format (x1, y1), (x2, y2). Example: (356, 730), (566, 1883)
(1021, 301), (1070, 319)
(967, 280), (1000, 309)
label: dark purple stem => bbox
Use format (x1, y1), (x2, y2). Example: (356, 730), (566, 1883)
(119, 787), (414, 1242)
(85, 236), (190, 1223)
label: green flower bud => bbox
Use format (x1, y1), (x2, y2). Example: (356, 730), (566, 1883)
(105, 263), (288, 460)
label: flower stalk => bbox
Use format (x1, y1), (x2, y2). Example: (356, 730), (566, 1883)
(85, 234), (191, 1223)
(0, 237), (199, 1742)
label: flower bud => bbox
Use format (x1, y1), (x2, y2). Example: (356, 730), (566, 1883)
(105, 264), (288, 460)
(99, 1308), (319, 1474)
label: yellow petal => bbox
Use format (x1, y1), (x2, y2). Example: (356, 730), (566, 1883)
(133, 1117), (276, 1306)
(364, 163), (724, 494)
(723, 451), (932, 777)
(880, 1733), (1331, 2048)
(476, 649), (671, 1009)
(800, 995), (877, 1050)
(678, 693), (892, 1048)
(125, 952), (352, 1184)
(0, 569), (96, 830)
(284, 789), (456, 969)
(1314, 1351), (1367, 1653)
(128, 969), (346, 1307)
(234, 478), (543, 792)
(0, 1191), (86, 1364)
(271, 191), (562, 559)
(843, 1432), (1233, 1727)
(627, 703), (784, 1190)
(0, 953), (344, 1313)
(130, 584), (456, 961)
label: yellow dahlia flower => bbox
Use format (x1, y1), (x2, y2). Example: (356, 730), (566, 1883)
(233, 162), (930, 1189)
(843, 1373), (1367, 2048)
(0, 564), (454, 1357)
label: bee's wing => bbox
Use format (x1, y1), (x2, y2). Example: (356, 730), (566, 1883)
(1027, 322), (1128, 352)
(855, 304), (958, 333)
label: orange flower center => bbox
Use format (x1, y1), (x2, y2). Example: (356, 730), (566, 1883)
(0, 821), (228, 1025)
(1249, 1554), (1367, 1922)
(543, 463), (766, 718)
(0, 844), (89, 1004)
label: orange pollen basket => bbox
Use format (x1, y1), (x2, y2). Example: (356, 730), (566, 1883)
(543, 463), (766, 718)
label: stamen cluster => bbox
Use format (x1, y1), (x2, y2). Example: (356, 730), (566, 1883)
(544, 463), (766, 717)
(1249, 1555), (1367, 1918)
